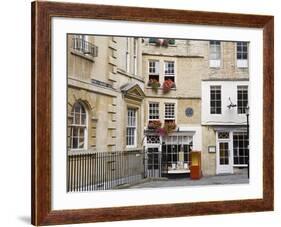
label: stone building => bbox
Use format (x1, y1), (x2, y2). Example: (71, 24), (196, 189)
(67, 35), (145, 154)
(201, 41), (249, 175)
(67, 35), (249, 187)
(142, 38), (203, 177)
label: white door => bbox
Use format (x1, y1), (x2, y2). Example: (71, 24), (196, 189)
(216, 141), (233, 174)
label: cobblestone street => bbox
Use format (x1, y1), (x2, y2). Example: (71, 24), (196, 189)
(129, 173), (249, 189)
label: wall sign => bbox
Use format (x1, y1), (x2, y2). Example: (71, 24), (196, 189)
(208, 146), (216, 153)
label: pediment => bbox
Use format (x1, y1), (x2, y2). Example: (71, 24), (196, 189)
(121, 83), (145, 101)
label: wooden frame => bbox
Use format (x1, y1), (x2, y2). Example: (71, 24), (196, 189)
(31, 1), (274, 226)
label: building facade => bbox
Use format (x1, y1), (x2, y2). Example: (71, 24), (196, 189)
(67, 35), (249, 185)
(201, 41), (249, 175)
(67, 35), (145, 154)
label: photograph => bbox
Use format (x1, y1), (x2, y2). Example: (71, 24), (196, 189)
(66, 35), (250, 192)
(31, 1), (274, 225)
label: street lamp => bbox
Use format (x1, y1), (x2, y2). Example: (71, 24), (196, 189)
(245, 105), (250, 178)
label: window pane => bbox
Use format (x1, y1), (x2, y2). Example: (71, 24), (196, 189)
(72, 137), (78, 149)
(209, 41), (221, 60)
(237, 86), (248, 114)
(126, 108), (137, 146)
(233, 132), (249, 165)
(70, 102), (87, 150)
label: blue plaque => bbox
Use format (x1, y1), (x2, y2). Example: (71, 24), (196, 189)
(185, 107), (193, 117)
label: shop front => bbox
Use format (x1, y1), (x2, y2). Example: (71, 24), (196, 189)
(144, 132), (194, 178)
(215, 129), (249, 175)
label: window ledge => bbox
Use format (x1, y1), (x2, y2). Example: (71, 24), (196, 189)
(233, 164), (248, 167)
(125, 147), (143, 152)
(146, 87), (176, 90)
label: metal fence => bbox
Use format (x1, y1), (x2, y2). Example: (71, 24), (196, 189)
(67, 150), (144, 192)
(72, 37), (98, 57)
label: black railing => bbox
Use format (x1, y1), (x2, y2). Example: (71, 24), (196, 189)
(67, 150), (144, 192)
(72, 37), (98, 58)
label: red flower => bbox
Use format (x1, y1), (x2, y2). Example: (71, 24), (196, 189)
(162, 79), (175, 93)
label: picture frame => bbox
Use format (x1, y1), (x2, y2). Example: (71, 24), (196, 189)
(31, 1), (274, 226)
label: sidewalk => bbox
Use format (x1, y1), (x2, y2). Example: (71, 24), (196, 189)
(129, 173), (249, 189)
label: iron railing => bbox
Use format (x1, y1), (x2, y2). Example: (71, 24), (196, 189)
(72, 37), (98, 58)
(67, 150), (144, 192)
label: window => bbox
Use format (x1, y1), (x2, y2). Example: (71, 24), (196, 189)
(237, 86), (248, 114)
(209, 41), (221, 68)
(70, 102), (87, 150)
(165, 103), (175, 120)
(210, 86), (222, 114)
(236, 42), (248, 68)
(126, 38), (130, 72)
(148, 60), (160, 83)
(219, 142), (229, 165)
(149, 60), (159, 75)
(164, 61), (175, 75)
(72, 35), (98, 58)
(164, 61), (175, 82)
(133, 38), (138, 75)
(218, 131), (230, 139)
(126, 108), (137, 147)
(233, 132), (249, 165)
(147, 135), (160, 144)
(149, 103), (159, 120)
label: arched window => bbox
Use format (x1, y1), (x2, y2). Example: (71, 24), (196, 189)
(70, 102), (87, 150)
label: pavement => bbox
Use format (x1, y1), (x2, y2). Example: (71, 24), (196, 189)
(129, 173), (249, 189)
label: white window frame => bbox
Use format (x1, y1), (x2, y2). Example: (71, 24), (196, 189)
(236, 42), (248, 68)
(210, 85), (222, 114)
(164, 61), (175, 75)
(148, 60), (159, 75)
(164, 103), (175, 120)
(233, 131), (249, 167)
(126, 108), (137, 148)
(148, 102), (160, 120)
(237, 85), (248, 114)
(209, 41), (221, 68)
(69, 102), (88, 151)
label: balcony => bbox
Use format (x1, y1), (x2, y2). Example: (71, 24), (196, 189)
(72, 37), (98, 58)
(148, 38), (176, 47)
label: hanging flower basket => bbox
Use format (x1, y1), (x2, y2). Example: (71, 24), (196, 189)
(155, 121), (177, 136)
(162, 79), (175, 93)
(148, 79), (160, 92)
(155, 127), (167, 137)
(164, 121), (177, 134)
(155, 39), (169, 47)
(147, 120), (162, 130)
